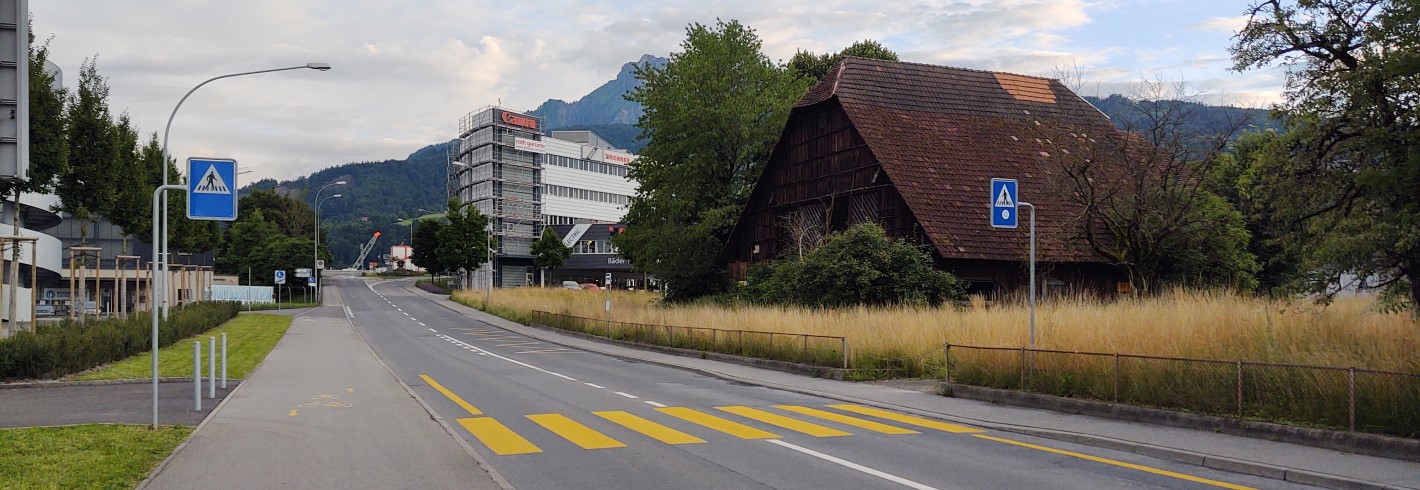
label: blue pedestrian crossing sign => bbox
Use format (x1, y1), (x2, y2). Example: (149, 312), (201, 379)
(307, 276), (316, 287)
(990, 178), (1018, 229)
(187, 158), (238, 221)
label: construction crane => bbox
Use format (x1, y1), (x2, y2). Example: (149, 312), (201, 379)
(352, 232), (381, 269)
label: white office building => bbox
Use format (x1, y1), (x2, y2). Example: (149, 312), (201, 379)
(452, 106), (636, 287)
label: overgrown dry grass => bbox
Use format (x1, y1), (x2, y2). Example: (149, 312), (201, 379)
(456, 287), (1418, 372)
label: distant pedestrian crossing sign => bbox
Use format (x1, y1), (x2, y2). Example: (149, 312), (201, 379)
(187, 158), (238, 221)
(990, 178), (1018, 228)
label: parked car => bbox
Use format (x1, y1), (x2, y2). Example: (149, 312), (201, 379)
(561, 281), (581, 290)
(34, 302), (55, 316)
(578, 283), (602, 292)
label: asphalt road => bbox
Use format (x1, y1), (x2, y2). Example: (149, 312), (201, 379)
(341, 277), (1312, 490)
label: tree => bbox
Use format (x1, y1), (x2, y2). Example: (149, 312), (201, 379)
(241, 189), (316, 237)
(740, 222), (966, 307)
(1231, 0), (1420, 312)
(411, 218), (446, 279)
(615, 19), (810, 301)
(106, 114), (147, 252)
(788, 39), (899, 82)
(436, 199), (489, 290)
(1034, 80), (1261, 293)
(530, 226), (572, 286)
(215, 209), (282, 274)
(56, 57), (120, 243)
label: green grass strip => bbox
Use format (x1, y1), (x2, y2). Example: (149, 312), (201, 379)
(0, 424), (191, 490)
(66, 314), (293, 381)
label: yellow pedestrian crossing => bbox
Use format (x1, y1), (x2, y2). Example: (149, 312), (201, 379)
(458, 417), (542, 455)
(717, 406), (851, 437)
(595, 411), (706, 445)
(432, 388), (989, 456)
(828, 404), (984, 433)
(527, 413), (627, 449)
(773, 405), (920, 434)
(656, 407), (781, 439)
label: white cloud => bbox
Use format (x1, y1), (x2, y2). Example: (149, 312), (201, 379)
(1191, 15), (1249, 33)
(31, 0), (1279, 183)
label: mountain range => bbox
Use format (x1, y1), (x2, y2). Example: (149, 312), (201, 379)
(245, 55), (1275, 267)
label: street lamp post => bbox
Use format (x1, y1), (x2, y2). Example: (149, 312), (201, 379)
(158, 62), (331, 320)
(314, 187), (344, 305)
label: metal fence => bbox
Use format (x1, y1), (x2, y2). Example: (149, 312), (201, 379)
(944, 344), (1420, 438)
(532, 311), (847, 369)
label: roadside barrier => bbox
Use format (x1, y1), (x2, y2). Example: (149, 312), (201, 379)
(944, 343), (1420, 438)
(193, 335), (230, 410)
(532, 310), (848, 369)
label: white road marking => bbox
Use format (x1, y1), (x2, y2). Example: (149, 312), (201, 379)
(513, 349), (574, 354)
(614, 392), (640, 399)
(585, 383), (606, 389)
(766, 440), (940, 490)
(403, 312), (410, 316)
(344, 306), (354, 320)
(644, 401), (668, 408)
(548, 372), (578, 381)
(428, 328), (438, 333)
(418, 322), (427, 327)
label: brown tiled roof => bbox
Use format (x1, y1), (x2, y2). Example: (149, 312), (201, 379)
(804, 57), (1120, 262)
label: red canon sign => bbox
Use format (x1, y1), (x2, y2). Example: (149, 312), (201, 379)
(501, 111), (539, 130)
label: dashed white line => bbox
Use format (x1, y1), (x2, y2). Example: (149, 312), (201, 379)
(549, 372), (578, 381)
(766, 440), (939, 490)
(584, 383), (606, 389)
(644, 401), (668, 408)
(614, 392), (640, 399)
(428, 328), (438, 333)
(418, 322), (427, 327)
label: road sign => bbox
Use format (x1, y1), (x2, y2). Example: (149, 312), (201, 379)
(274, 270), (286, 285)
(307, 277), (316, 287)
(604, 272), (612, 285)
(187, 158), (239, 221)
(990, 178), (1018, 229)
(296, 268), (312, 278)
(316, 259), (325, 270)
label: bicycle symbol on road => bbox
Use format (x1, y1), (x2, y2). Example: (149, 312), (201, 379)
(298, 393), (352, 408)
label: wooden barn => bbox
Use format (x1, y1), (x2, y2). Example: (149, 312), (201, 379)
(723, 57), (1128, 297)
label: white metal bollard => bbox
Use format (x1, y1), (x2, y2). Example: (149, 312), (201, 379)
(208, 336), (216, 399)
(221, 333), (228, 389)
(193, 341), (202, 411)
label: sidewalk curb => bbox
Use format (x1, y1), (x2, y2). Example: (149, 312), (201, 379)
(351, 281), (516, 490)
(135, 309), (312, 490)
(411, 284), (1410, 490)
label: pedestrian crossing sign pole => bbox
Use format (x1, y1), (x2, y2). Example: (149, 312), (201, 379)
(989, 178), (1036, 348)
(187, 157), (238, 221)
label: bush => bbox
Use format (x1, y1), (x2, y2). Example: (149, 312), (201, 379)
(739, 222), (966, 308)
(0, 302), (241, 380)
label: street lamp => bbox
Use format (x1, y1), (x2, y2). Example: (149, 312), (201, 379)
(158, 62), (331, 323)
(315, 189), (344, 304)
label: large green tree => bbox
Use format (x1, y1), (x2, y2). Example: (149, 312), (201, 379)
(1232, 0), (1420, 311)
(530, 226), (571, 287)
(788, 39), (899, 82)
(56, 57), (120, 243)
(615, 19), (810, 301)
(411, 218), (446, 279)
(436, 199), (489, 289)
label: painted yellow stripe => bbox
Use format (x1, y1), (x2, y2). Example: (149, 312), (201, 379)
(974, 435), (1255, 490)
(827, 404), (984, 433)
(419, 374), (482, 416)
(773, 405), (919, 435)
(656, 407), (780, 439)
(527, 413), (627, 450)
(717, 406), (851, 437)
(457, 417), (542, 455)
(594, 411), (706, 445)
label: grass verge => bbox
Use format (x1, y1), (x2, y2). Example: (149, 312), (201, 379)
(66, 314), (293, 381)
(0, 424), (191, 490)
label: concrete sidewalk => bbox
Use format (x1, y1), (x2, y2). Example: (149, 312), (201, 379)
(408, 284), (1420, 490)
(142, 285), (503, 490)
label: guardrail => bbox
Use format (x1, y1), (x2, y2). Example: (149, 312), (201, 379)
(944, 343), (1420, 438)
(532, 311), (847, 369)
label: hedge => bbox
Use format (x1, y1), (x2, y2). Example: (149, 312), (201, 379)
(0, 302), (241, 380)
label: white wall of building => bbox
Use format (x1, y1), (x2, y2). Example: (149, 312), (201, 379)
(539, 137), (636, 224)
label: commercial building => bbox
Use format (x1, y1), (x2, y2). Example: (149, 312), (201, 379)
(451, 106), (637, 288)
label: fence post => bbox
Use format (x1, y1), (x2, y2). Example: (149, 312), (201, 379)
(943, 344), (951, 384)
(667, 325), (673, 347)
(1020, 347), (1027, 390)
(712, 328), (718, 351)
(841, 338), (848, 369)
(193, 341), (202, 411)
(1348, 367), (1356, 432)
(1236, 361), (1244, 417)
(802, 335), (808, 364)
(768, 333), (775, 360)
(739, 330), (745, 356)
(221, 333), (228, 389)
(1113, 353), (1120, 402)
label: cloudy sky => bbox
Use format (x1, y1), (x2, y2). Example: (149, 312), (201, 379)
(31, 1), (1281, 183)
